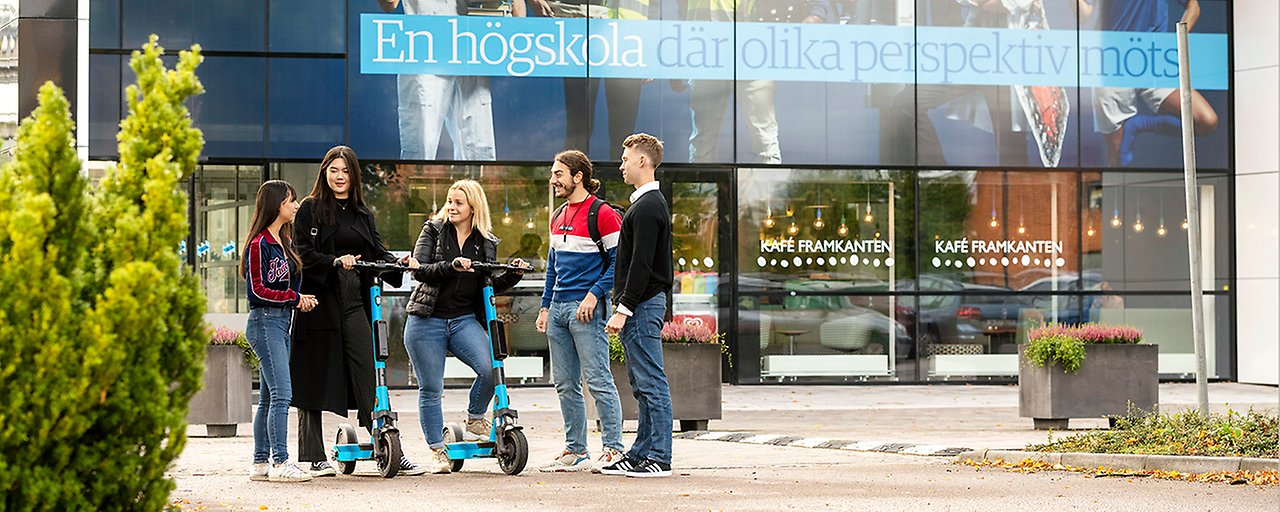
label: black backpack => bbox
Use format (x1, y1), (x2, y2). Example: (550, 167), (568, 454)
(552, 196), (625, 268)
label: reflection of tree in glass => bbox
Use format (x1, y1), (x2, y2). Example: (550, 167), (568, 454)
(671, 182), (718, 270)
(359, 164), (552, 257)
(919, 175), (973, 279)
(745, 170), (917, 282)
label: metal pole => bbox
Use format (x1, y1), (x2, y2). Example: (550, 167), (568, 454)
(1176, 22), (1209, 416)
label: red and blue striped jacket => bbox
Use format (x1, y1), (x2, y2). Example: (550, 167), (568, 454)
(541, 196), (621, 308)
(244, 230), (301, 309)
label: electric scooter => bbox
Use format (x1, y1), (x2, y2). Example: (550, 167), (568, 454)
(331, 260), (413, 478)
(441, 260), (533, 476)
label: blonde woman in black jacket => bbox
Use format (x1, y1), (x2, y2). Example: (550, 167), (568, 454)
(403, 179), (528, 474)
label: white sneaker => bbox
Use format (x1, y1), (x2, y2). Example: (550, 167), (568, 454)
(593, 448), (624, 468)
(268, 462), (314, 482)
(249, 462), (269, 481)
(464, 418), (491, 440)
(538, 451), (591, 473)
(430, 448), (452, 474)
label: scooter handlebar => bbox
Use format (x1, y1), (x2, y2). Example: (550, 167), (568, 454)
(453, 260), (534, 273)
(351, 260), (415, 272)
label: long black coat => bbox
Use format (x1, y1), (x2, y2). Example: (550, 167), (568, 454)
(290, 197), (403, 416)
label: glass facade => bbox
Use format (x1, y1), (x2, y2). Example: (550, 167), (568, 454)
(90, 0), (1235, 384)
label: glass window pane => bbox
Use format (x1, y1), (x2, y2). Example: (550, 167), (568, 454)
(268, 58), (346, 158)
(1080, 171), (1228, 291)
(919, 170), (1079, 290)
(123, 0), (264, 52)
(915, 293), (1060, 380)
(191, 57), (266, 158)
(348, 2), (586, 162)
(739, 168), (914, 289)
(747, 294), (909, 381)
(272, 162), (317, 196)
(270, 0), (344, 53)
(191, 0), (265, 52)
(765, 1), (916, 166)
(122, 0), (192, 50)
(1091, 294), (1223, 378)
(195, 165), (262, 314)
(89, 54), (121, 157)
(913, 0), (1078, 168)
(90, 0), (120, 49)
(1079, 0), (1229, 170)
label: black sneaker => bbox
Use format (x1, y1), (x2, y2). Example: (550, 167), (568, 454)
(310, 461), (337, 477)
(624, 459), (672, 478)
(597, 455), (638, 476)
(398, 455), (428, 476)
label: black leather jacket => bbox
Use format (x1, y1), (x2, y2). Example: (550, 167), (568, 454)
(406, 219), (522, 319)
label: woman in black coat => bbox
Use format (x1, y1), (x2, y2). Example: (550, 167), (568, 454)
(290, 145), (425, 476)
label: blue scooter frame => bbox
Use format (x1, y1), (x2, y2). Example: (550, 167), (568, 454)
(331, 260), (412, 478)
(441, 260), (531, 475)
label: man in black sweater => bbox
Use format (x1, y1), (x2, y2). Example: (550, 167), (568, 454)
(600, 133), (675, 478)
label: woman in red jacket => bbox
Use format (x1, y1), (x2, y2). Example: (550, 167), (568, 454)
(242, 180), (317, 482)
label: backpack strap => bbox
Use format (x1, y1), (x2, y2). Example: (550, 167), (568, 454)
(551, 202), (567, 232)
(587, 197), (608, 267)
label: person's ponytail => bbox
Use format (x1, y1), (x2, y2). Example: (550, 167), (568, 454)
(586, 178), (601, 194)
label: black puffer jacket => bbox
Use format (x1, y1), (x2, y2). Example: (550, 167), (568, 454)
(406, 219), (522, 319)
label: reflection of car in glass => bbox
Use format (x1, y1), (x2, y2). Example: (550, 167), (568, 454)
(749, 279), (910, 357)
(897, 275), (1028, 354)
(1019, 272), (1102, 324)
(501, 277), (549, 354)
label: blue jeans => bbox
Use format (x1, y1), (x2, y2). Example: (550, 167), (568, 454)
(247, 307), (294, 464)
(547, 299), (624, 454)
(620, 293), (672, 465)
(403, 314), (495, 448)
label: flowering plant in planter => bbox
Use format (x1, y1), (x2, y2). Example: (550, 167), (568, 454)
(209, 326), (258, 371)
(1025, 323), (1142, 373)
(660, 322), (727, 345)
(607, 322), (728, 363)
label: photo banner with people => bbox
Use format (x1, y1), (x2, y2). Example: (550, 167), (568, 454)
(347, 0), (1231, 170)
(362, 16), (1228, 89)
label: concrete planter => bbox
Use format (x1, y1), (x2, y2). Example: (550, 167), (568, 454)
(187, 345), (253, 437)
(587, 342), (723, 431)
(1019, 344), (1158, 430)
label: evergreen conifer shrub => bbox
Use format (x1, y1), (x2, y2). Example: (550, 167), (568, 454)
(0, 36), (207, 511)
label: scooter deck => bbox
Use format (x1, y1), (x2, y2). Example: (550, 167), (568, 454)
(445, 441), (495, 460)
(333, 443), (375, 461)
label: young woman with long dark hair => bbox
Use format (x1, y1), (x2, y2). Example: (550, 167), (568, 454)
(242, 180), (316, 483)
(290, 145), (426, 476)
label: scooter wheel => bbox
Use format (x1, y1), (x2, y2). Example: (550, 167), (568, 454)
(377, 431), (402, 478)
(335, 424), (359, 475)
(443, 423), (465, 472)
(497, 428), (528, 476)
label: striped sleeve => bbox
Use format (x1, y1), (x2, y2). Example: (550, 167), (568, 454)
(597, 203), (623, 250)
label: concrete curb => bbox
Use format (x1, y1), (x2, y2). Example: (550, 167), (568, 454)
(673, 431), (970, 457)
(955, 449), (1280, 474)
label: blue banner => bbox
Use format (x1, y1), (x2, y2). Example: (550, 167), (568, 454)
(360, 14), (1228, 90)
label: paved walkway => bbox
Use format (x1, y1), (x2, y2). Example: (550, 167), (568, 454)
(170, 383), (1278, 511)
